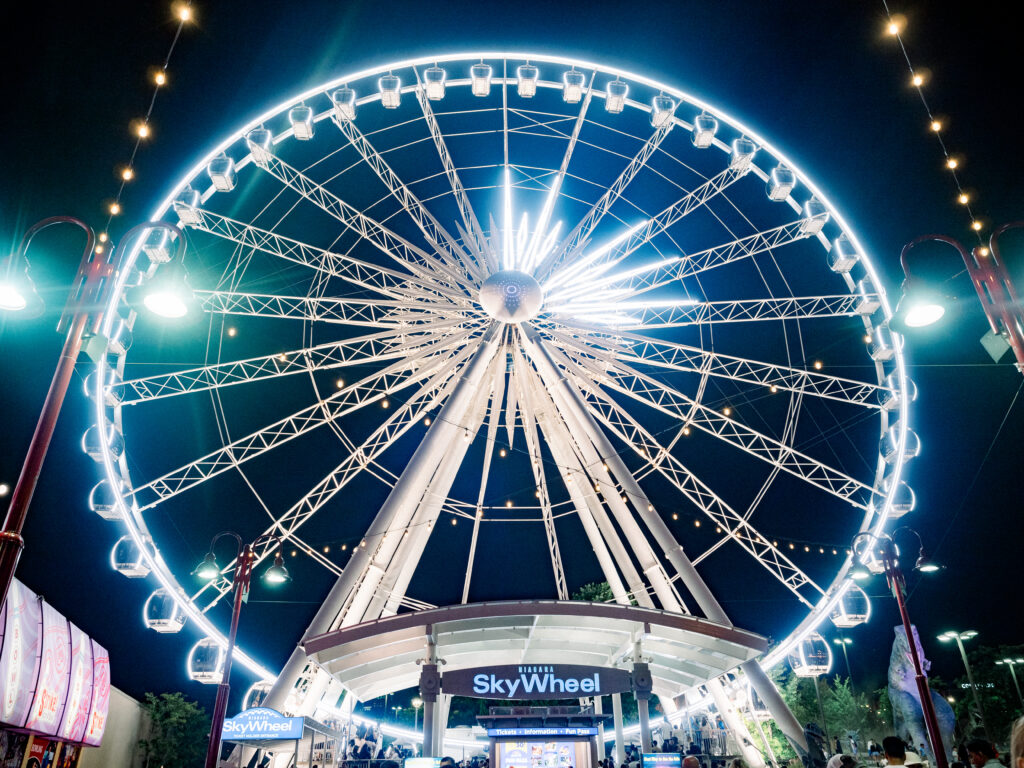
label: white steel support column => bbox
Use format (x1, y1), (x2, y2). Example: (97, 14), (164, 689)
(372, 367), (496, 618)
(339, 326), (502, 625)
(612, 693), (626, 766)
(595, 695), (606, 758)
(531, 328), (807, 755)
(522, 327), (679, 611)
(263, 324), (501, 715)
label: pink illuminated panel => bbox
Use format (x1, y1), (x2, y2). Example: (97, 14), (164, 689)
(0, 578), (43, 728)
(58, 623), (94, 743)
(23, 600), (70, 734)
(83, 641), (110, 746)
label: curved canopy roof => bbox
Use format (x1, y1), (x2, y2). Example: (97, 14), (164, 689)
(304, 600), (767, 702)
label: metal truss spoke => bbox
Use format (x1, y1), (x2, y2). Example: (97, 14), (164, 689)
(553, 340), (877, 509)
(177, 205), (464, 305)
(413, 75), (492, 278)
(548, 294), (868, 330)
(333, 107), (480, 284)
(190, 355), (471, 609)
(542, 355), (824, 605)
(545, 164), (749, 291)
(129, 333), (476, 510)
(196, 289), (472, 328)
(511, 343), (569, 600)
(541, 320), (888, 409)
(114, 319), (475, 404)
(536, 121), (673, 279)
(547, 217), (825, 304)
(252, 149), (471, 292)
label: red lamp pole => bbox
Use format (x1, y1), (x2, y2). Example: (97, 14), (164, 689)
(854, 532), (948, 768)
(205, 539), (254, 768)
(201, 531), (288, 768)
(0, 217), (96, 606)
(0, 219), (184, 608)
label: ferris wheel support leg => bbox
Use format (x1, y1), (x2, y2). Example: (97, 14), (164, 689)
(522, 327), (680, 611)
(262, 324), (502, 715)
(523, 328), (803, 758)
(368, 376), (494, 619)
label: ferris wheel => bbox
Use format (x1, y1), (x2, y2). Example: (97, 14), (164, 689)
(87, 52), (916, 717)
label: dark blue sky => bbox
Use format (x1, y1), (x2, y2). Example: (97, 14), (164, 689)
(1, 0), (1022, 719)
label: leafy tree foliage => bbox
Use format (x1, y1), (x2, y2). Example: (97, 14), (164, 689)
(139, 692), (210, 768)
(572, 582), (615, 603)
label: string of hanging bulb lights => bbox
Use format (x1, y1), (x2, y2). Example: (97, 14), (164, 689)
(881, 2), (989, 253)
(97, 3), (195, 252)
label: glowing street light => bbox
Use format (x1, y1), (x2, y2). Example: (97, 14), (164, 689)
(412, 696), (423, 731)
(0, 219), (185, 607)
(937, 630), (989, 738)
(996, 658), (1024, 707)
(892, 226), (1024, 372)
(194, 531), (291, 768)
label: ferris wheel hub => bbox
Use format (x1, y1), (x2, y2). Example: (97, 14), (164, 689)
(479, 270), (543, 323)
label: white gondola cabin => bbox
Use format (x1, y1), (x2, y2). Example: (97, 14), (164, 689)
(423, 66), (446, 100)
(516, 64), (539, 98)
(830, 585), (870, 627)
(650, 95), (676, 128)
(379, 75), (402, 109)
(605, 79), (628, 114)
(111, 536), (150, 578)
(144, 589), (186, 633)
(788, 632), (832, 677)
(188, 639), (226, 684)
(289, 105), (314, 140)
(470, 63), (492, 97)
(692, 113), (718, 148)
(563, 69), (585, 103)
(331, 88), (357, 122)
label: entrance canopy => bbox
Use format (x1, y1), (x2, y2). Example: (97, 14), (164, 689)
(304, 601), (766, 701)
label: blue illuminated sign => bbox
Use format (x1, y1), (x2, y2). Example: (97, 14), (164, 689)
(643, 754), (682, 768)
(222, 707), (304, 741)
(487, 727), (598, 738)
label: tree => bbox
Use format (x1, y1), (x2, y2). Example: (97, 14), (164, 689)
(571, 582), (615, 603)
(139, 692), (211, 768)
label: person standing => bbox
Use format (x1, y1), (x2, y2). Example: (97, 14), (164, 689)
(882, 737), (907, 767)
(965, 739), (1001, 768)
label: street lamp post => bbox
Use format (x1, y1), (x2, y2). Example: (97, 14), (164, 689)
(996, 658), (1024, 709)
(850, 528), (946, 768)
(892, 223), (1024, 372)
(412, 697), (423, 732)
(938, 631), (989, 738)
(195, 531), (291, 768)
(0, 219), (185, 607)
(833, 637), (854, 690)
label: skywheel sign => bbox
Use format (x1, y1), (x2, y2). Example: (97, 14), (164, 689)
(442, 664), (632, 700)
(222, 708), (304, 741)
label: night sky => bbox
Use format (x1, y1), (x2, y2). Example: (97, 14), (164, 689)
(1, 0), (1022, 722)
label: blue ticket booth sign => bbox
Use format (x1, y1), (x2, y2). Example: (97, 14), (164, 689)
(221, 707), (304, 741)
(642, 755), (682, 768)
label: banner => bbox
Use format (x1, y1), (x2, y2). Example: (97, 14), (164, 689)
(0, 580), (42, 727)
(58, 624), (93, 743)
(221, 707), (303, 741)
(442, 664), (632, 700)
(82, 642), (109, 748)
(24, 602), (70, 734)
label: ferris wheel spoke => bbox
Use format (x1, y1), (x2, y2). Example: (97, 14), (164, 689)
(195, 289), (473, 328)
(177, 205), (466, 305)
(511, 343), (570, 600)
(557, 366), (824, 606)
(536, 121), (673, 280)
(546, 217), (823, 304)
(413, 77), (492, 279)
(541, 320), (888, 409)
(333, 109), (480, 285)
(553, 341), (877, 509)
(114, 319), (475, 405)
(548, 294), (867, 330)
(544, 164), (750, 292)
(128, 334), (476, 510)
(252, 149), (472, 293)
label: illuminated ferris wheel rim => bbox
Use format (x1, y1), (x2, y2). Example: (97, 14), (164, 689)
(89, 50), (913, 693)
